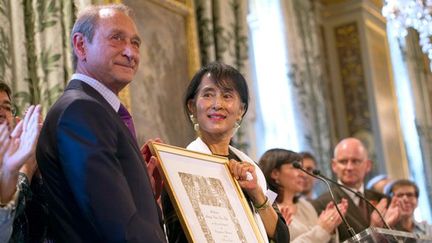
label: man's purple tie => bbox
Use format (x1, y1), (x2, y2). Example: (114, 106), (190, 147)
(118, 104), (136, 139)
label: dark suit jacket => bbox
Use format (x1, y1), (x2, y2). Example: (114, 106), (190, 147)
(311, 185), (385, 242)
(36, 80), (166, 243)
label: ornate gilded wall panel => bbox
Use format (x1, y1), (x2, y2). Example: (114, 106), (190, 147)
(121, 0), (199, 147)
(334, 22), (372, 136)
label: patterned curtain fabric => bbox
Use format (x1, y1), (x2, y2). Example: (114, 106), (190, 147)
(194, 0), (253, 152)
(0, 0), (75, 115)
(280, 0), (333, 175)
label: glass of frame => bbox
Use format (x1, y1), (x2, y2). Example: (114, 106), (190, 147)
(150, 142), (265, 243)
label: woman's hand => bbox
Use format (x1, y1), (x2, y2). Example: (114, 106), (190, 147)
(279, 206), (294, 225)
(228, 159), (261, 196)
(228, 159), (257, 187)
(228, 159), (279, 237)
(317, 198), (348, 233)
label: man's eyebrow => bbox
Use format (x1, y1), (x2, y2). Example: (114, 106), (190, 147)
(108, 28), (122, 35)
(109, 29), (141, 43)
(0, 100), (11, 105)
(131, 35), (141, 45)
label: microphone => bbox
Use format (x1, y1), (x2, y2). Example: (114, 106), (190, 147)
(292, 162), (356, 237)
(312, 169), (393, 231)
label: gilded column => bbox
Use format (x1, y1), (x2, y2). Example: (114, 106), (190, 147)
(320, 0), (409, 178)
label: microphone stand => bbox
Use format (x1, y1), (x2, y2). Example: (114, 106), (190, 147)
(292, 162), (357, 238)
(312, 169), (393, 231)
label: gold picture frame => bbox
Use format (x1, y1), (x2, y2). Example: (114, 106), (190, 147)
(150, 142), (265, 243)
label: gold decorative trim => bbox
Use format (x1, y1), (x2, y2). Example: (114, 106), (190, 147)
(321, 0), (385, 23)
(320, 0), (345, 5)
(334, 22), (372, 135)
(320, 0), (382, 8)
(146, 0), (190, 15)
(185, 0), (201, 78)
(103, 0), (121, 3)
(145, 0), (201, 78)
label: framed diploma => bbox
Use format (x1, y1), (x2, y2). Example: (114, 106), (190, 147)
(150, 142), (265, 243)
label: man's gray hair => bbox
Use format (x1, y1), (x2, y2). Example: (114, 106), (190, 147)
(70, 4), (134, 70)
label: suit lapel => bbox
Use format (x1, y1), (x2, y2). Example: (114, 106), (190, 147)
(66, 80), (143, 161)
(332, 186), (370, 230)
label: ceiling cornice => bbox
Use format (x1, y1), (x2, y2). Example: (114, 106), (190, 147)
(320, 0), (382, 8)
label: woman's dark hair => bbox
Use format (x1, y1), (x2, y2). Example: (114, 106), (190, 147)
(259, 148), (302, 203)
(183, 62), (249, 122)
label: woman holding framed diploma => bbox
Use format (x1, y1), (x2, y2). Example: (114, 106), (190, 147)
(162, 62), (289, 243)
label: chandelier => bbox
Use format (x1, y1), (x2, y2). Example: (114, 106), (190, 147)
(382, 0), (432, 69)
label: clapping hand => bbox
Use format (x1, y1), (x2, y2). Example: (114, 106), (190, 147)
(0, 105), (41, 203)
(2, 105), (41, 172)
(371, 197), (402, 227)
(279, 206), (294, 225)
(318, 198), (348, 233)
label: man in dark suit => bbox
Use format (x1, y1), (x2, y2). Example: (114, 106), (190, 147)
(36, 4), (166, 242)
(311, 138), (401, 242)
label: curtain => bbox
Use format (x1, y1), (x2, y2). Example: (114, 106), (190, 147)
(194, 0), (254, 153)
(0, 0), (75, 115)
(388, 28), (432, 221)
(248, 0), (301, 156)
(280, 0), (333, 176)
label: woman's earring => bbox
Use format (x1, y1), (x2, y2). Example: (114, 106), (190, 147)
(189, 114), (199, 132)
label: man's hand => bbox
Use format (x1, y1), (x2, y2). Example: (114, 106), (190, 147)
(384, 197), (402, 226)
(140, 138), (163, 200)
(370, 197), (401, 227)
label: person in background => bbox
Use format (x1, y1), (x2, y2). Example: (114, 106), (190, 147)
(0, 88), (41, 242)
(162, 62), (290, 243)
(259, 148), (348, 242)
(0, 82), (43, 243)
(387, 179), (432, 238)
(0, 83), (15, 130)
(36, 4), (165, 242)
(366, 174), (393, 194)
(312, 137), (402, 242)
(299, 151), (317, 200)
